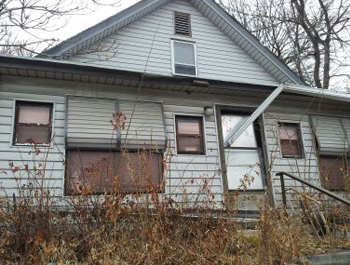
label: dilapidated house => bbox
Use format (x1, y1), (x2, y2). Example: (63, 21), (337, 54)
(0, 0), (349, 210)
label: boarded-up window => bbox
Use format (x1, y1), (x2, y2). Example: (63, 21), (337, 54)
(174, 12), (191, 36)
(278, 122), (303, 158)
(310, 115), (349, 156)
(65, 151), (163, 195)
(175, 116), (205, 154)
(13, 101), (53, 145)
(66, 97), (167, 150)
(319, 156), (350, 191)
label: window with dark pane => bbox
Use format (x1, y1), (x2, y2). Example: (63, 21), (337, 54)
(174, 12), (191, 36)
(13, 101), (53, 145)
(176, 116), (204, 154)
(278, 122), (303, 158)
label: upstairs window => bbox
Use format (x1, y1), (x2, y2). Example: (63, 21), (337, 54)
(172, 40), (197, 76)
(174, 12), (191, 36)
(175, 116), (205, 155)
(278, 122), (303, 158)
(13, 101), (53, 145)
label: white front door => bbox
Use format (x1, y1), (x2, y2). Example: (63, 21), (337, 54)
(221, 114), (264, 190)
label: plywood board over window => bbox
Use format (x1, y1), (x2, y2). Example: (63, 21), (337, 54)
(310, 114), (350, 191)
(65, 151), (163, 195)
(64, 96), (166, 195)
(319, 157), (350, 191)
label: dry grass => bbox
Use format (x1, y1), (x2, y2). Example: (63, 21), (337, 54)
(0, 184), (350, 264)
(1, 116), (350, 264)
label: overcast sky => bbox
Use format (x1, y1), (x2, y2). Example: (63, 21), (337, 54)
(50, 0), (141, 43)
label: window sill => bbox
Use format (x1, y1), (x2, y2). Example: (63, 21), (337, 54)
(172, 73), (197, 78)
(280, 156), (304, 160)
(11, 143), (53, 149)
(175, 151), (207, 156)
(172, 35), (194, 42)
(227, 188), (266, 193)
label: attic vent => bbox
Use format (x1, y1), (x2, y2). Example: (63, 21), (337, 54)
(174, 12), (191, 36)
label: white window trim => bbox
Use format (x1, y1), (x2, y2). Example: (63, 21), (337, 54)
(10, 99), (55, 149)
(277, 120), (305, 160)
(173, 113), (207, 156)
(171, 39), (198, 77)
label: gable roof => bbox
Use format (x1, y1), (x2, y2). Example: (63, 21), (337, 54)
(41, 0), (304, 85)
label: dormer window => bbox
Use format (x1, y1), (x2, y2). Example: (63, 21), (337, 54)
(174, 12), (191, 37)
(171, 40), (197, 76)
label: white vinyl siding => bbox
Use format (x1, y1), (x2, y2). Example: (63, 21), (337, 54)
(68, 0), (277, 86)
(0, 77), (223, 205)
(264, 112), (320, 207)
(0, 92), (65, 197)
(164, 105), (223, 206)
(3, 75), (350, 208)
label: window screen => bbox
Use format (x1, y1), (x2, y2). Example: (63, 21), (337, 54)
(278, 123), (303, 158)
(13, 101), (53, 145)
(175, 116), (204, 154)
(172, 41), (196, 76)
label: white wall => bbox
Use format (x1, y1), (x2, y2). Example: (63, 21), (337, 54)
(0, 76), (223, 206)
(0, 92), (66, 196)
(68, 0), (277, 86)
(2, 75), (348, 208)
(263, 112), (320, 207)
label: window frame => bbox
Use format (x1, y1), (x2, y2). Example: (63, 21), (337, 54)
(174, 114), (206, 155)
(216, 105), (268, 192)
(277, 121), (304, 159)
(171, 39), (197, 77)
(11, 100), (54, 147)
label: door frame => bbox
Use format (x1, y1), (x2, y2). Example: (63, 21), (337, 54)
(216, 105), (269, 195)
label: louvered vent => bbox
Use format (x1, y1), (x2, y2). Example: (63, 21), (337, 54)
(174, 12), (191, 36)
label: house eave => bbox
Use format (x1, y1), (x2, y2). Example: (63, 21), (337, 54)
(0, 54), (277, 94)
(1, 55), (349, 104)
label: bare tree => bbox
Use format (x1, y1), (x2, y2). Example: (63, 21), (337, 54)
(0, 0), (121, 56)
(218, 0), (350, 89)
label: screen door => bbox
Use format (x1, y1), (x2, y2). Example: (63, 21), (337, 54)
(221, 114), (264, 190)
